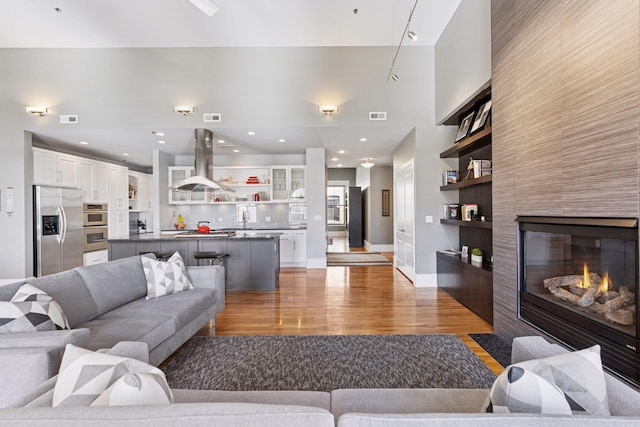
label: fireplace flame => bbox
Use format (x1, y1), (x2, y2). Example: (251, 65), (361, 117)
(600, 272), (610, 293)
(582, 262), (589, 289)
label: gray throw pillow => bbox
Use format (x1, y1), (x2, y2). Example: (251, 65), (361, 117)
(141, 251), (194, 299)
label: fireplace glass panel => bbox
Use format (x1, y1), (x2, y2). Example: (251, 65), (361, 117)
(522, 228), (637, 338)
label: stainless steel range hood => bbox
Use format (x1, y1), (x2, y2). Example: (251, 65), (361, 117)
(173, 129), (235, 193)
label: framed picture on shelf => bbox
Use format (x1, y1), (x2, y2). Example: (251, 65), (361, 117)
(454, 111), (476, 142)
(469, 99), (492, 134)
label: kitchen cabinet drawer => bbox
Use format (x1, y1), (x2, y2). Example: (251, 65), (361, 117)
(83, 249), (108, 266)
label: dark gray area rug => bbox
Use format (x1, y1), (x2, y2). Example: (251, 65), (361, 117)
(469, 333), (512, 368)
(163, 334), (496, 392)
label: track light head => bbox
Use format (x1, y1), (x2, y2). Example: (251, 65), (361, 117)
(407, 30), (417, 41)
(391, 74), (399, 81)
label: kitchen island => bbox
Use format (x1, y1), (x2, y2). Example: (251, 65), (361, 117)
(108, 232), (280, 291)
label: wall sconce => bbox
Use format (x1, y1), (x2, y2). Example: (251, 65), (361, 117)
(361, 158), (375, 168)
(26, 106), (48, 116)
(173, 105), (194, 115)
(319, 105), (338, 115)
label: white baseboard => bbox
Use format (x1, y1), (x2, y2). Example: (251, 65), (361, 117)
(364, 240), (393, 252)
(413, 273), (438, 288)
(306, 257), (327, 268)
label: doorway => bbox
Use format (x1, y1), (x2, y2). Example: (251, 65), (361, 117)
(394, 160), (415, 281)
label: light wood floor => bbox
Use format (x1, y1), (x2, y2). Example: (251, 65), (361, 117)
(194, 237), (504, 375)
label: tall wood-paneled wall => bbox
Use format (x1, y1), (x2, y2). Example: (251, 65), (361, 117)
(491, 0), (640, 341)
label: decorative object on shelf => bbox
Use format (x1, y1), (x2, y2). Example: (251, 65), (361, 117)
(443, 204), (449, 219)
(471, 248), (483, 264)
(462, 204), (479, 221)
(447, 204), (460, 220)
(455, 111), (476, 143)
(382, 189), (390, 216)
(461, 245), (469, 258)
(465, 156), (475, 180)
(469, 99), (492, 134)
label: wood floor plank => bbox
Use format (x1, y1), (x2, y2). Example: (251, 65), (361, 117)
(191, 240), (504, 376)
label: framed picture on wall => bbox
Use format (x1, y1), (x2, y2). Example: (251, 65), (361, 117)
(469, 99), (492, 134)
(454, 110), (476, 143)
(382, 189), (390, 216)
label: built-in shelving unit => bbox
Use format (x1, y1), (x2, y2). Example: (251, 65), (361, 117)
(437, 86), (493, 325)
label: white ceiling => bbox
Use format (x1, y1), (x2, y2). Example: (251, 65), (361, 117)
(3, 0), (460, 168)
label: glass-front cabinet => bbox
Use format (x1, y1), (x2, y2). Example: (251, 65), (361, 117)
(168, 167), (205, 204)
(271, 166), (305, 201)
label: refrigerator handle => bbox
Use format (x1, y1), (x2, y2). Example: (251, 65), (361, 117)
(59, 205), (67, 244)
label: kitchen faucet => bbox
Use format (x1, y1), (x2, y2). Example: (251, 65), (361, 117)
(242, 209), (250, 228)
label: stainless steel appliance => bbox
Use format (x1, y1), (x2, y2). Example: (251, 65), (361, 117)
(83, 226), (108, 252)
(82, 203), (108, 226)
(83, 202), (108, 252)
(34, 185), (84, 277)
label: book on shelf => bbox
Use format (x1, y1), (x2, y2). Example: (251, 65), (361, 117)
(441, 170), (458, 185)
(472, 160), (492, 178)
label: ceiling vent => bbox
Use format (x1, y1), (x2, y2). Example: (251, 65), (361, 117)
(203, 113), (222, 122)
(369, 112), (387, 121)
(59, 115), (78, 124)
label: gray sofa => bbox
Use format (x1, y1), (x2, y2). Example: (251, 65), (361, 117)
(1, 336), (639, 426)
(0, 255), (225, 407)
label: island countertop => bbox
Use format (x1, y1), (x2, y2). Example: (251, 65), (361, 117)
(108, 232), (282, 242)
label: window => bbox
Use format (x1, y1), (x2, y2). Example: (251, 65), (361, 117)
(327, 186), (346, 225)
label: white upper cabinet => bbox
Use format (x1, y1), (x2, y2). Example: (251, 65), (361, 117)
(78, 160), (108, 202)
(271, 166), (305, 201)
(33, 148), (78, 187)
(108, 165), (129, 210)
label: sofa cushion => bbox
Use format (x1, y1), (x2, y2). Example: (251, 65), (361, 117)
(28, 270), (100, 328)
(0, 301), (59, 333)
(91, 372), (173, 407)
(75, 256), (148, 316)
(142, 252), (194, 299)
(97, 289), (216, 332)
(53, 344), (170, 407)
(83, 316), (175, 352)
(11, 284), (69, 330)
(484, 366), (571, 414)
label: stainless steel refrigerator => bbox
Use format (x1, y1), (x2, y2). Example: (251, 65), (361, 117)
(34, 185), (84, 276)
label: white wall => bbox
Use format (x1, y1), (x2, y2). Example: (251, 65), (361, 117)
(434, 0), (491, 124)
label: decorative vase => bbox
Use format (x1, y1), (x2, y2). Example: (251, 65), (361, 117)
(471, 254), (483, 264)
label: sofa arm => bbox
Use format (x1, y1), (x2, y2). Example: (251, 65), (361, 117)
(511, 336), (566, 364)
(0, 348), (58, 408)
(186, 265), (225, 304)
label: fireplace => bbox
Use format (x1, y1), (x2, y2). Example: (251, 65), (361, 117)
(517, 216), (639, 386)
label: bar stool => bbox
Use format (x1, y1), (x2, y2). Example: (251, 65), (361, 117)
(193, 251), (229, 266)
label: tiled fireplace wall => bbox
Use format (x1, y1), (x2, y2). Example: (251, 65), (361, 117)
(491, 0), (640, 342)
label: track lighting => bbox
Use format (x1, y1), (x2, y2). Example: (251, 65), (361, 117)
(387, 0), (419, 82)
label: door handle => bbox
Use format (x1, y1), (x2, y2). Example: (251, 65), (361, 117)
(59, 206), (67, 244)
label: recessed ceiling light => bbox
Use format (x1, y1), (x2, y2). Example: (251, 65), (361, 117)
(247, 131), (255, 136)
(79, 141), (89, 145)
(360, 138), (367, 142)
(233, 149), (239, 153)
(152, 131), (165, 136)
(331, 158), (338, 161)
(122, 153), (129, 156)
(338, 150), (345, 154)
(157, 140), (166, 144)
(217, 139), (225, 143)
(278, 139), (286, 143)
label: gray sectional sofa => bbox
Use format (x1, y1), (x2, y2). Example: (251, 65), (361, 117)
(0, 255), (225, 408)
(1, 336), (639, 425)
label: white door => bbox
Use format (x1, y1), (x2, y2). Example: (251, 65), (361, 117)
(394, 161), (415, 281)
